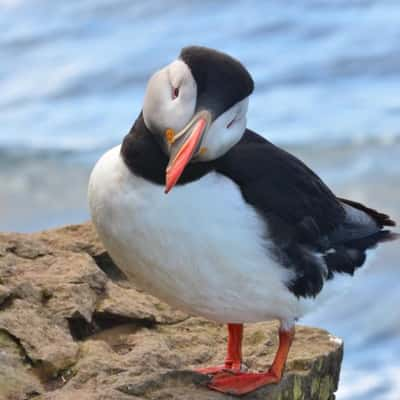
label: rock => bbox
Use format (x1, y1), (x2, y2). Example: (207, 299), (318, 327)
(96, 281), (189, 326)
(0, 223), (343, 400)
(0, 330), (43, 400)
(0, 299), (79, 377)
(0, 284), (11, 304)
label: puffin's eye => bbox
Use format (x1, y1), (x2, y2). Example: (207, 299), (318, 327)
(227, 115), (237, 129)
(172, 87), (179, 99)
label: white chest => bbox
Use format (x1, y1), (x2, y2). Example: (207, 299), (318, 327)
(88, 146), (299, 323)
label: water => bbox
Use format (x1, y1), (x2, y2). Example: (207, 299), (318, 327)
(1, 1), (399, 398)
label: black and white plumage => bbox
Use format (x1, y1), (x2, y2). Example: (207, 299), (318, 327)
(88, 45), (397, 355)
(116, 116), (396, 302)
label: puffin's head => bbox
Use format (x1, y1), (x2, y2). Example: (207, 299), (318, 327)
(142, 46), (254, 193)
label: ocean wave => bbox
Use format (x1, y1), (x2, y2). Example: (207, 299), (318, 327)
(1, 1), (400, 153)
(339, 365), (400, 400)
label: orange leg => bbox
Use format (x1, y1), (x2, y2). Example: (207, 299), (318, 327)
(208, 326), (295, 395)
(196, 323), (243, 374)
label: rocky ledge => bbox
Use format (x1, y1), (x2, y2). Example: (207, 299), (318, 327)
(0, 223), (343, 400)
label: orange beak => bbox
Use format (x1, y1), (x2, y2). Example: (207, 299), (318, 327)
(165, 117), (208, 194)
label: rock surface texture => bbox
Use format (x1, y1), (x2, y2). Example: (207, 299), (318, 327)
(0, 223), (343, 400)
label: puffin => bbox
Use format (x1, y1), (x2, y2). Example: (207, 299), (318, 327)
(88, 46), (398, 395)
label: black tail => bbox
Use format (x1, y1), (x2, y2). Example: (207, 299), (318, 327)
(338, 197), (396, 228)
(325, 198), (398, 279)
(343, 229), (399, 250)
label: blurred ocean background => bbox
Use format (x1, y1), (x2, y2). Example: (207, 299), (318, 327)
(1, 1), (399, 398)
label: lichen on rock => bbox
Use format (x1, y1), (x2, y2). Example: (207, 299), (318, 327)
(0, 223), (343, 400)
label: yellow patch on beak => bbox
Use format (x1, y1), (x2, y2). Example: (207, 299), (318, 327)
(199, 147), (208, 155)
(165, 128), (175, 144)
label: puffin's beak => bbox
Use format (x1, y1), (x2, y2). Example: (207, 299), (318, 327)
(165, 111), (211, 194)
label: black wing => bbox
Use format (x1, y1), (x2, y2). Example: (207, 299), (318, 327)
(216, 130), (397, 298)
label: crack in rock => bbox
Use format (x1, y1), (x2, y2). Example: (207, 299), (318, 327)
(68, 312), (156, 341)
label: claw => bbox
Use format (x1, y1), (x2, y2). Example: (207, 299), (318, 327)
(209, 371), (279, 395)
(195, 365), (234, 375)
(195, 363), (243, 376)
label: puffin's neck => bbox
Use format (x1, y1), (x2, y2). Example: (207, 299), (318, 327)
(120, 113), (217, 186)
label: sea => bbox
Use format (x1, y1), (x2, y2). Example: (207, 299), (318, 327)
(1, 1), (399, 398)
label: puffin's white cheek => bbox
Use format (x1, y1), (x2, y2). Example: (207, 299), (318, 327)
(198, 101), (248, 161)
(143, 60), (197, 135)
(143, 70), (170, 132)
(169, 96), (196, 131)
(200, 123), (245, 161)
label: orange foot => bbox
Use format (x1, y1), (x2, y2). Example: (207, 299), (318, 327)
(206, 326), (295, 395)
(196, 323), (243, 376)
(208, 370), (279, 395)
(195, 364), (241, 375)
